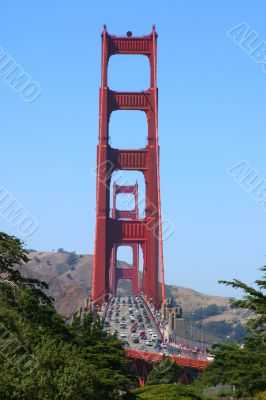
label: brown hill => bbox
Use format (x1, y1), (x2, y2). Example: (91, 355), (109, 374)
(24, 251), (243, 320)
(22, 250), (248, 343)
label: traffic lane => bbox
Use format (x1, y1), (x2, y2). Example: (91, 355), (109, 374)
(141, 297), (162, 339)
(105, 296), (162, 353)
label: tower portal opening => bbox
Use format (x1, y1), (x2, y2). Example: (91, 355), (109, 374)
(108, 55), (150, 91)
(109, 110), (147, 150)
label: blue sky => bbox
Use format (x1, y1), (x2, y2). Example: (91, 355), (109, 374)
(1, 1), (266, 297)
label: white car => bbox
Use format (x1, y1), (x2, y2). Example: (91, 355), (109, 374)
(120, 333), (127, 338)
(145, 340), (153, 346)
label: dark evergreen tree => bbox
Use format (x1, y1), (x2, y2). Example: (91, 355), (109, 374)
(200, 267), (266, 397)
(147, 356), (181, 385)
(0, 232), (133, 399)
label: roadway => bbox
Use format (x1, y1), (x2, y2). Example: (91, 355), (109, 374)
(104, 295), (164, 354)
(104, 295), (212, 362)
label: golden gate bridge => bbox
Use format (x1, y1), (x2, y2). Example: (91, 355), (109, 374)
(90, 26), (211, 386)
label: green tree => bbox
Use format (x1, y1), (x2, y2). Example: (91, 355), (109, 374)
(128, 383), (203, 400)
(0, 232), (52, 306)
(0, 232), (133, 399)
(147, 356), (181, 385)
(200, 267), (266, 396)
(67, 252), (78, 266)
(219, 266), (266, 341)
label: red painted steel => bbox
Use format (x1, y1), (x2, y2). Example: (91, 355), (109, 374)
(92, 26), (165, 306)
(109, 182), (140, 295)
(125, 349), (211, 370)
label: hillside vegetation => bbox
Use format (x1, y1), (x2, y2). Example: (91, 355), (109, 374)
(1, 233), (265, 398)
(0, 233), (133, 399)
(24, 250), (248, 343)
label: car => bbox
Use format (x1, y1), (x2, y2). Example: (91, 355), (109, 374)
(120, 333), (127, 338)
(145, 340), (153, 346)
(132, 337), (139, 344)
(131, 333), (137, 338)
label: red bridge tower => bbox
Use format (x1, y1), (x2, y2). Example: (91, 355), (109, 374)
(109, 182), (140, 296)
(92, 26), (165, 307)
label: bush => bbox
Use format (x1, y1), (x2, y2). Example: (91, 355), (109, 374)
(128, 384), (204, 400)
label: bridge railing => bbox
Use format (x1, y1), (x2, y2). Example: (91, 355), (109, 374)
(101, 296), (112, 321)
(125, 348), (211, 370)
(140, 295), (164, 340)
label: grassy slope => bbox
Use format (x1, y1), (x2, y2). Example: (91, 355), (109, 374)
(24, 251), (247, 343)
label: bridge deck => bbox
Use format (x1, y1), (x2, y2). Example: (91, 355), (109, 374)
(104, 295), (212, 370)
(125, 348), (210, 370)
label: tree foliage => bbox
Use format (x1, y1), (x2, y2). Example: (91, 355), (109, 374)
(0, 232), (52, 306)
(128, 383), (203, 400)
(219, 266), (266, 337)
(147, 356), (181, 385)
(200, 266), (266, 396)
(0, 232), (133, 399)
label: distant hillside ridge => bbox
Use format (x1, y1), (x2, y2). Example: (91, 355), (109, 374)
(24, 250), (248, 343)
